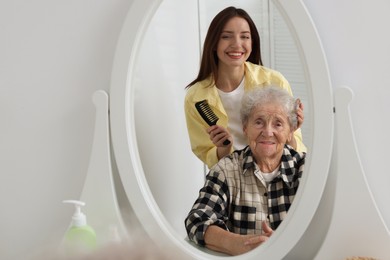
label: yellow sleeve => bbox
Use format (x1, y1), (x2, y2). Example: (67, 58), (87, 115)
(293, 128), (307, 153)
(184, 97), (220, 169)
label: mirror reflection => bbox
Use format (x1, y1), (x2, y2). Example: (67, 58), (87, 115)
(133, 0), (311, 247)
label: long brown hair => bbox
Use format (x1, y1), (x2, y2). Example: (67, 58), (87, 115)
(186, 6), (262, 89)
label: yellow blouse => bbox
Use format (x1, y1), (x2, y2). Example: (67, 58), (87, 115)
(184, 62), (307, 169)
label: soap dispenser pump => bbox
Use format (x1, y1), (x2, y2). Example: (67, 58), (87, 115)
(63, 200), (97, 254)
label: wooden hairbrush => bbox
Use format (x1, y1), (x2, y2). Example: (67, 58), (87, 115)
(195, 100), (231, 145)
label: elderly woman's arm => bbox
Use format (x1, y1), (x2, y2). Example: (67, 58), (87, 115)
(184, 169), (230, 246)
(204, 222), (273, 256)
(185, 166), (274, 256)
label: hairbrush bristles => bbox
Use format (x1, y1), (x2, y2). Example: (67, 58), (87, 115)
(195, 100), (219, 126)
(195, 100), (231, 145)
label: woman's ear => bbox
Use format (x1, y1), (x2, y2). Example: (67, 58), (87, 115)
(287, 131), (293, 143)
(243, 125), (248, 136)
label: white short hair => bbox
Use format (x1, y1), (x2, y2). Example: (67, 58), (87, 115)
(240, 86), (298, 129)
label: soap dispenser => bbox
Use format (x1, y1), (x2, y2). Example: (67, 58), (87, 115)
(63, 200), (97, 254)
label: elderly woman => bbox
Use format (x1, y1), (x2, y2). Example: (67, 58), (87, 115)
(184, 86), (306, 256)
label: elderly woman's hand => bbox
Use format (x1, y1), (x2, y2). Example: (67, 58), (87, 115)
(231, 222), (273, 255)
(243, 221), (274, 246)
(204, 222), (274, 256)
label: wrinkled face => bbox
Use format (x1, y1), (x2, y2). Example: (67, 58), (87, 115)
(244, 102), (293, 162)
(216, 17), (252, 68)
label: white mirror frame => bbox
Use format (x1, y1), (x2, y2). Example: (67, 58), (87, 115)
(109, 0), (333, 258)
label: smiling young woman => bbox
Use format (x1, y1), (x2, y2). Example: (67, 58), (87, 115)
(184, 6), (306, 169)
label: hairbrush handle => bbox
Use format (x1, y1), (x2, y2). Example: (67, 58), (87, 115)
(223, 139), (231, 145)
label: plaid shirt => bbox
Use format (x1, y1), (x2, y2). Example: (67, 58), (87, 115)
(185, 145), (305, 246)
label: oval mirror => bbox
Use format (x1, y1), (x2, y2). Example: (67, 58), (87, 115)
(110, 0), (333, 258)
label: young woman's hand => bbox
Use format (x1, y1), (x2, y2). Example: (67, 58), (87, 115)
(207, 125), (232, 147)
(207, 125), (233, 160)
(295, 98), (304, 130)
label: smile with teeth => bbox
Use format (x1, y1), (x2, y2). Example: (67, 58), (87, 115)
(227, 52), (244, 58)
(259, 140), (275, 145)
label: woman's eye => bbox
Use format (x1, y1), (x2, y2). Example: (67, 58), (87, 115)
(255, 120), (263, 126)
(275, 121), (283, 128)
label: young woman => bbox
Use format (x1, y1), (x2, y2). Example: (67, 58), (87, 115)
(185, 6), (306, 169)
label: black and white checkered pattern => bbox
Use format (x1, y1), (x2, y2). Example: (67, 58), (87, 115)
(185, 145), (305, 246)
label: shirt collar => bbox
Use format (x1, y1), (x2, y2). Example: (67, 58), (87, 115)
(241, 145), (301, 188)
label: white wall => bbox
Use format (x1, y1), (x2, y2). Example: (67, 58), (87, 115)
(0, 0), (389, 259)
(0, 1), (133, 259)
(303, 0), (390, 227)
